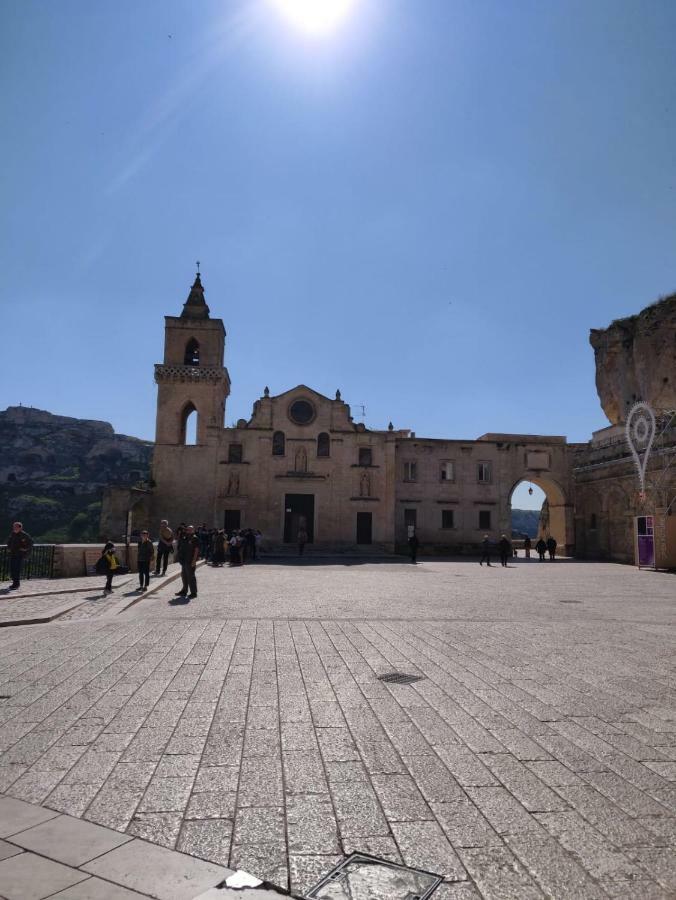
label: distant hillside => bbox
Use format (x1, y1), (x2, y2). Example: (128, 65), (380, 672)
(0, 407), (152, 542)
(511, 508), (540, 538)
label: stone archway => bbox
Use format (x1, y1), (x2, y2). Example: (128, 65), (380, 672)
(508, 474), (574, 555)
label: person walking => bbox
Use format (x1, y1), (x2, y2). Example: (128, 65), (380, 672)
(176, 525), (200, 599)
(479, 535), (492, 566)
(137, 530), (154, 591)
(408, 532), (420, 564)
(499, 534), (511, 567)
(524, 536), (532, 559)
(535, 538), (547, 561)
(546, 536), (557, 561)
(246, 528), (257, 561)
(6, 522), (33, 590)
(297, 526), (308, 557)
(255, 529), (262, 559)
(155, 520), (174, 576)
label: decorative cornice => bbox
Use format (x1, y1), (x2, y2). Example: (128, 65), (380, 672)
(154, 364), (229, 385)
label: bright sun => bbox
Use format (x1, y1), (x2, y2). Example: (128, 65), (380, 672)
(268, 0), (358, 35)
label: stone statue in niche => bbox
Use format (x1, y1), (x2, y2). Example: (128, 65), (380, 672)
(295, 447), (308, 473)
(360, 471), (370, 497)
(227, 470), (240, 496)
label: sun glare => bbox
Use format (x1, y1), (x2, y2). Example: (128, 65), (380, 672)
(268, 0), (357, 35)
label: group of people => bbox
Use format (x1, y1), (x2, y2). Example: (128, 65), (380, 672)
(97, 520), (264, 600)
(480, 534), (558, 566)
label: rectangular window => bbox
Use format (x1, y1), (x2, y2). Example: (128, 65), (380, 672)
(404, 461), (417, 481)
(440, 461), (455, 482)
(358, 447), (373, 466)
(477, 462), (492, 483)
(441, 510), (454, 529)
(479, 510), (491, 530)
(404, 508), (417, 531)
(228, 443), (243, 463)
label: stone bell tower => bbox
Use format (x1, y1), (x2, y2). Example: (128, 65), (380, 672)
(154, 270), (230, 447)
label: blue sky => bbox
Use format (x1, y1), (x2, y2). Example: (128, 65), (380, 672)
(2, 0), (675, 505)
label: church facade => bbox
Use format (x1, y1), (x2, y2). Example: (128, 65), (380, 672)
(103, 274), (577, 554)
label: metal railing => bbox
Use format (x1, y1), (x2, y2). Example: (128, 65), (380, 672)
(0, 545), (55, 582)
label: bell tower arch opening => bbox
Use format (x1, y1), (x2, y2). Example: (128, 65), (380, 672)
(180, 402), (198, 446)
(184, 338), (200, 366)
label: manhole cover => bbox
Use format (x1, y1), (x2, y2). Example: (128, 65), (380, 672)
(306, 852), (443, 899)
(378, 672), (424, 685)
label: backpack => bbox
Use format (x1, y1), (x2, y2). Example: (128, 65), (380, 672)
(95, 554), (109, 575)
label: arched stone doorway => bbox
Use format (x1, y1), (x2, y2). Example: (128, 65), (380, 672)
(508, 474), (574, 555)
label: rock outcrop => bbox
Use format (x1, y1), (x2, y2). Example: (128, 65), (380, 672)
(0, 406), (152, 541)
(590, 294), (676, 424)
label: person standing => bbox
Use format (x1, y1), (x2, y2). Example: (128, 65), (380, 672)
(499, 534), (511, 567)
(408, 532), (420, 564)
(479, 535), (492, 566)
(297, 526), (308, 557)
(211, 529), (226, 566)
(155, 520), (174, 576)
(137, 530), (155, 591)
(546, 536), (557, 561)
(524, 536), (532, 559)
(176, 525), (200, 599)
(7, 522), (33, 590)
(100, 541), (119, 593)
(535, 538), (547, 561)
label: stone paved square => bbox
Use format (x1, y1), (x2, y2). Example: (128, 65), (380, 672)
(0, 558), (673, 898)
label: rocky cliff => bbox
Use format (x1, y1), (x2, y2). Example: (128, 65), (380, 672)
(0, 407), (152, 541)
(590, 293), (676, 424)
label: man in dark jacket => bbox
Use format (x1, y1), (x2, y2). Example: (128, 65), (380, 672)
(498, 534), (511, 567)
(155, 519), (174, 576)
(408, 533), (420, 564)
(535, 538), (547, 561)
(7, 522), (33, 590)
(546, 536), (557, 561)
(176, 524), (200, 599)
(479, 535), (492, 566)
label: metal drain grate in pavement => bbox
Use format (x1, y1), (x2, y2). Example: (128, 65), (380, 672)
(306, 851), (443, 899)
(378, 672), (424, 684)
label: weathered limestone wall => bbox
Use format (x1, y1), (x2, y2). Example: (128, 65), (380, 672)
(590, 294), (676, 425)
(394, 434), (576, 554)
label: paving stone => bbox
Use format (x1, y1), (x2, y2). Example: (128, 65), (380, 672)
(137, 777), (194, 813)
(0, 796), (59, 837)
(128, 811), (183, 848)
(288, 853), (344, 895)
(390, 820), (468, 881)
(286, 795), (340, 854)
(229, 842), (287, 890)
(0, 839), (21, 861)
(82, 837), (234, 898)
(504, 832), (610, 898)
(430, 799), (503, 848)
(43, 876), (152, 899)
(457, 846), (545, 899)
(0, 850), (88, 900)
(9, 812), (132, 866)
(176, 819), (232, 866)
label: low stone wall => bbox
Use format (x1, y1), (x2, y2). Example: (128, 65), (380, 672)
(53, 543), (140, 578)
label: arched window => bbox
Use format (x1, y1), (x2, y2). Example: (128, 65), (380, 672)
(181, 402), (198, 445)
(184, 338), (200, 366)
(272, 431), (285, 456)
(317, 432), (330, 457)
